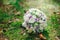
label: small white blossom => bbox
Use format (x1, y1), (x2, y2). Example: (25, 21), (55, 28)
(22, 22), (27, 27)
(29, 15), (36, 23)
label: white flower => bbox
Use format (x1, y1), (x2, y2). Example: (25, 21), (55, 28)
(22, 22), (27, 27)
(24, 13), (32, 22)
(22, 8), (47, 33)
(28, 15), (36, 23)
(40, 26), (44, 32)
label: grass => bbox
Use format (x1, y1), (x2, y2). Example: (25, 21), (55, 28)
(0, 0), (60, 40)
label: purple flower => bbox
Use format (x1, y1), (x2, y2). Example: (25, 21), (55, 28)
(29, 16), (32, 19)
(35, 18), (39, 21)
